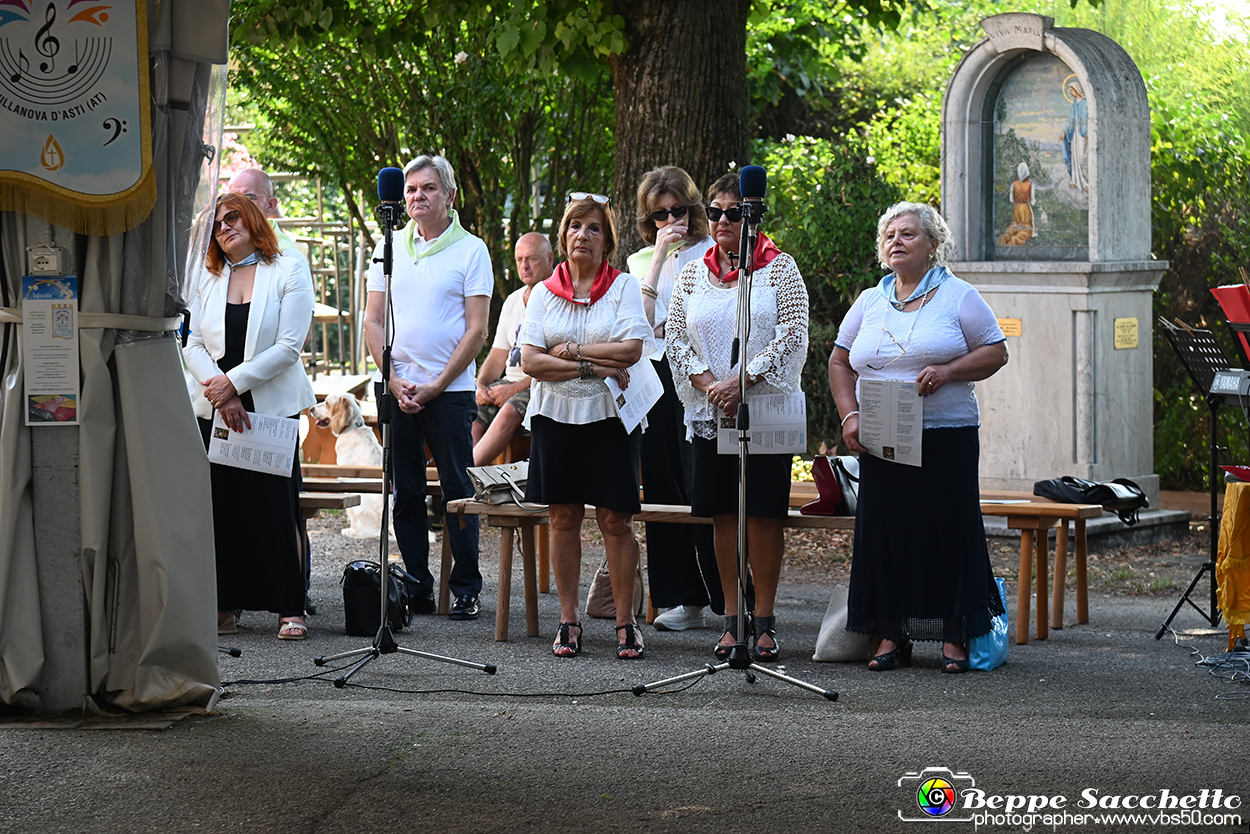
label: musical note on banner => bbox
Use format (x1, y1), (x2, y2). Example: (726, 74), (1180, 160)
(9, 49), (29, 83)
(35, 2), (59, 74)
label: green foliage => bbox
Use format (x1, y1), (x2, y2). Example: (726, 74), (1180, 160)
(863, 92), (942, 205)
(229, 7), (614, 289)
(755, 135), (900, 451)
(1150, 102), (1250, 488)
(231, 0), (628, 81)
(746, 0), (945, 139)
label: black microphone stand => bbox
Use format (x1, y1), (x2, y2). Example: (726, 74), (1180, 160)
(634, 197), (835, 701)
(314, 200), (496, 685)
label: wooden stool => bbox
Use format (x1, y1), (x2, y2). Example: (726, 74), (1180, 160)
(441, 509), (544, 641)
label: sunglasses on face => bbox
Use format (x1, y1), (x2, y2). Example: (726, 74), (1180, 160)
(646, 205), (689, 223)
(216, 210), (241, 230)
(567, 191), (610, 205)
(706, 205), (743, 223)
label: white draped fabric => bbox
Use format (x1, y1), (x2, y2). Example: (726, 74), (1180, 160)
(0, 0), (231, 711)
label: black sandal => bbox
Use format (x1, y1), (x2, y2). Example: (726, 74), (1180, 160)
(941, 643), (970, 673)
(868, 640), (912, 671)
(616, 623), (644, 659)
(753, 615), (780, 662)
(941, 655), (970, 673)
(552, 622), (582, 658)
(713, 614), (748, 661)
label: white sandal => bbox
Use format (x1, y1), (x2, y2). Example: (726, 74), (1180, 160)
(278, 618), (307, 640)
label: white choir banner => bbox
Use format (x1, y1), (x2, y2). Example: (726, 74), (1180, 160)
(0, 0), (153, 234)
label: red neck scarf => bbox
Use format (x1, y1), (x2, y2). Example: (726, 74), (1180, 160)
(543, 260), (622, 305)
(704, 231), (782, 283)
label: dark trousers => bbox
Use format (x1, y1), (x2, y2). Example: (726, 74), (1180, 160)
(642, 355), (725, 613)
(391, 390), (482, 599)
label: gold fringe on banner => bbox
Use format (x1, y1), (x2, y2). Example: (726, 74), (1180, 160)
(0, 171), (156, 237)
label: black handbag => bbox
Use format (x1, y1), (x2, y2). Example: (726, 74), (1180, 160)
(1032, 476), (1149, 525)
(341, 560), (413, 636)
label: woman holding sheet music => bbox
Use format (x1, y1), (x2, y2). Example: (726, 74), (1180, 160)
(519, 193), (653, 660)
(184, 192), (316, 640)
(828, 201), (1007, 673)
(666, 172), (809, 662)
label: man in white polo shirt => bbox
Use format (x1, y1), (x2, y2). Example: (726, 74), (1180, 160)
(363, 155), (492, 621)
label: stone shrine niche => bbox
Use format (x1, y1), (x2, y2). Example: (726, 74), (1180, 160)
(991, 53), (1090, 261)
(942, 13), (1153, 263)
(940, 14), (1171, 516)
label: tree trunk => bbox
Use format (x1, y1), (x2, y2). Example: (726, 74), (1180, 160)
(608, 0), (751, 266)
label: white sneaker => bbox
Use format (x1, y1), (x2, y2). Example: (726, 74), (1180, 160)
(653, 605), (709, 631)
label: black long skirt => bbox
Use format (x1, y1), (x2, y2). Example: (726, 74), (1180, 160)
(690, 437), (791, 519)
(526, 414), (642, 513)
(198, 400), (306, 618)
(846, 427), (1003, 643)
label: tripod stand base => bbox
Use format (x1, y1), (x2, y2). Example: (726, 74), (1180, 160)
(1154, 560), (1221, 638)
(631, 643), (837, 701)
(313, 626), (497, 687)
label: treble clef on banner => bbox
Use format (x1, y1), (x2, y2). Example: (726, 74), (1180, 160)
(35, 3), (60, 74)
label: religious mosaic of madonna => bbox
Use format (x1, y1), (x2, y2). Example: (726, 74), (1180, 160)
(990, 53), (1090, 261)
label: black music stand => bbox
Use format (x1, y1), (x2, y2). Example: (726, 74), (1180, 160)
(1155, 318), (1225, 636)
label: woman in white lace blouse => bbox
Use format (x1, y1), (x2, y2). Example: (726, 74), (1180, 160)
(520, 194), (653, 660)
(666, 172), (809, 662)
(828, 202), (1008, 673)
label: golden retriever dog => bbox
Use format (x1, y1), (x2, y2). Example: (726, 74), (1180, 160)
(309, 393), (389, 539)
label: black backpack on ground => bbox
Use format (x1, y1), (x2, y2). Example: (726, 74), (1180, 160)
(341, 560), (413, 636)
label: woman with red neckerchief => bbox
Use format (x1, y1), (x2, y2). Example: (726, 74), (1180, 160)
(666, 172), (809, 662)
(520, 193), (654, 660)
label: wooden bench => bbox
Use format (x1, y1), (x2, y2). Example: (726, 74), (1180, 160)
(787, 485), (1101, 643)
(978, 498), (1103, 644)
(445, 496), (1102, 644)
(298, 492), (361, 567)
(443, 500), (860, 642)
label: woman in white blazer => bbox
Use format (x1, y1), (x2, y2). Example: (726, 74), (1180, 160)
(184, 192), (316, 640)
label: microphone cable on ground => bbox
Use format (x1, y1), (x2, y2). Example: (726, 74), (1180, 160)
(218, 669), (708, 699)
(1161, 623), (1250, 698)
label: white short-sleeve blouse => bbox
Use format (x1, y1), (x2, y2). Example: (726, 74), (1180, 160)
(519, 272), (654, 426)
(835, 274), (1005, 429)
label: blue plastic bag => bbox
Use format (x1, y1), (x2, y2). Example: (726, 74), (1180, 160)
(969, 577), (1009, 671)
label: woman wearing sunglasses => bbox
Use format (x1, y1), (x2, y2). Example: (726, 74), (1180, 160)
(626, 167), (723, 633)
(184, 192), (316, 641)
(520, 193), (654, 659)
(666, 172), (809, 662)
(828, 202), (1008, 673)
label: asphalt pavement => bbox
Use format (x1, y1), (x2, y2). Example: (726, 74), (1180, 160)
(0, 522), (1245, 834)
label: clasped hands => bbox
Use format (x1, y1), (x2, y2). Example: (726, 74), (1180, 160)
(204, 374), (252, 433)
(476, 381), (522, 407)
(695, 371), (742, 417)
(390, 377), (436, 414)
